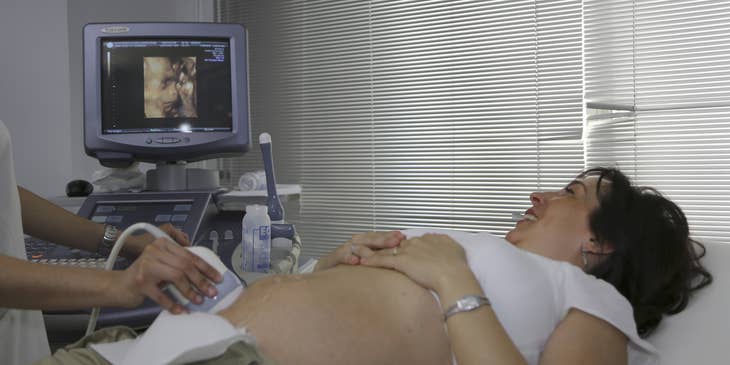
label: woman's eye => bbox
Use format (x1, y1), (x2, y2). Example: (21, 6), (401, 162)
(563, 187), (574, 195)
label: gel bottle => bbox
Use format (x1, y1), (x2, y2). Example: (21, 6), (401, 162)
(241, 204), (271, 273)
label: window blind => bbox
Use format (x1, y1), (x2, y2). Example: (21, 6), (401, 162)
(216, 0), (584, 257)
(585, 0), (730, 244)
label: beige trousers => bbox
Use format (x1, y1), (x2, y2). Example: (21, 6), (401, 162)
(32, 326), (278, 365)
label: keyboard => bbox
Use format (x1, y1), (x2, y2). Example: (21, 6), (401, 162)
(25, 236), (129, 270)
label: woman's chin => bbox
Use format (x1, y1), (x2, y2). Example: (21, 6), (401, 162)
(505, 230), (519, 245)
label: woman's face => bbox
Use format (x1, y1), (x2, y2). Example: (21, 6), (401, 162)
(505, 175), (604, 264)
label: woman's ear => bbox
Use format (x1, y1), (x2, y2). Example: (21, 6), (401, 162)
(580, 238), (614, 269)
(584, 238), (614, 255)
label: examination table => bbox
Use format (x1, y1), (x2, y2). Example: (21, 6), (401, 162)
(649, 240), (729, 364)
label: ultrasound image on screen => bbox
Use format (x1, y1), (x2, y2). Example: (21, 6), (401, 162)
(143, 57), (198, 118)
(101, 38), (232, 134)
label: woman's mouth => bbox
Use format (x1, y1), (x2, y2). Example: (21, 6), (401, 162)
(512, 212), (538, 222)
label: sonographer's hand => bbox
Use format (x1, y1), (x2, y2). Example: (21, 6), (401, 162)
(313, 231), (405, 271)
(156, 223), (191, 246)
(116, 237), (221, 314)
(123, 223), (191, 258)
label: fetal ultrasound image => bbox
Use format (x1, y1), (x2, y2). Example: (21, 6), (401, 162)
(143, 57), (198, 118)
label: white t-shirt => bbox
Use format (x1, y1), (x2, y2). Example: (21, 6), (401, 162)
(0, 120), (52, 364)
(402, 228), (658, 365)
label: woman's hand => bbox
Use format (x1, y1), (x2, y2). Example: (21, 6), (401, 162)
(360, 233), (473, 295)
(115, 235), (221, 314)
(314, 231), (405, 271)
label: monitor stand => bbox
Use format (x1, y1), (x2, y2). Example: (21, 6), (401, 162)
(146, 162), (220, 191)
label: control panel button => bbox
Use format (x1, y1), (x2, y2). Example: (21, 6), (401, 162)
(154, 214), (171, 223)
(154, 137), (182, 144)
(171, 214), (188, 223)
(173, 204), (192, 212)
(106, 215), (123, 223)
(95, 206), (115, 213)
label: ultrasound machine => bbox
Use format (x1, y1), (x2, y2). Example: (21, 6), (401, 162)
(23, 22), (276, 346)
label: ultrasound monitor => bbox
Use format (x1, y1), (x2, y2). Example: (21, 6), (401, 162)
(83, 22), (250, 190)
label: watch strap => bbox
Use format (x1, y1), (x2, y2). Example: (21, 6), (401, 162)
(98, 224), (119, 257)
(443, 295), (491, 321)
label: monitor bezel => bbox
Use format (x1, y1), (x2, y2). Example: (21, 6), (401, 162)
(83, 22), (250, 167)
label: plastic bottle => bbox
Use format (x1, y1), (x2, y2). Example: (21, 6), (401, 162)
(241, 204), (271, 273)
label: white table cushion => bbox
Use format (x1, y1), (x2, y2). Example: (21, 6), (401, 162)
(648, 241), (729, 364)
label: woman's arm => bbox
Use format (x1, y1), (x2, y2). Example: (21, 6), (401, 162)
(437, 266), (528, 365)
(360, 233), (627, 365)
(360, 233), (526, 365)
(313, 230), (404, 271)
(539, 309), (627, 365)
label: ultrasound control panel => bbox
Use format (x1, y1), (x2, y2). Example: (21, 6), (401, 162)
(38, 190), (237, 345)
(25, 237), (123, 269)
(28, 191), (216, 271)
(78, 191), (216, 242)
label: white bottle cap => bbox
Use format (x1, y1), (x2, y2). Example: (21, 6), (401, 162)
(245, 204), (268, 214)
(259, 132), (271, 144)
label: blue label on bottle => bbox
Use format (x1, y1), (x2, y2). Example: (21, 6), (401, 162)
(259, 225), (270, 240)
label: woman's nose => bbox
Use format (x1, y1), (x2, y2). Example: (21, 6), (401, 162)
(530, 191), (557, 205)
(530, 192), (545, 205)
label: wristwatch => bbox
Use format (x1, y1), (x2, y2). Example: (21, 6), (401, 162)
(443, 295), (491, 320)
(98, 224), (119, 257)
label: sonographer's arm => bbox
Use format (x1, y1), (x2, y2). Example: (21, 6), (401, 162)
(0, 238), (221, 313)
(17, 186), (189, 257)
(18, 186), (105, 253)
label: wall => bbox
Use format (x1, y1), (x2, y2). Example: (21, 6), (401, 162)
(66, 0), (214, 195)
(0, 0), (213, 196)
(0, 0), (73, 196)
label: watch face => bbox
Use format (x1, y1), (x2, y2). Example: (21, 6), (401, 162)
(104, 225), (119, 241)
(462, 296), (479, 309)
(446, 295), (489, 320)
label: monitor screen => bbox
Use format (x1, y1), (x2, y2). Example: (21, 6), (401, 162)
(101, 37), (232, 134)
(84, 23), (250, 168)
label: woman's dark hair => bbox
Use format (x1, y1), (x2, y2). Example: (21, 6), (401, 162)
(578, 167), (712, 337)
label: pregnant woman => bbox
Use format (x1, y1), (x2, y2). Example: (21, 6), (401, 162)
(217, 167), (711, 365)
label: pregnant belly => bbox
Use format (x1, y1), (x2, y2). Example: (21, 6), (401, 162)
(219, 265), (452, 365)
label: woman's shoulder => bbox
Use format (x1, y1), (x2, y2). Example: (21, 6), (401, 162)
(400, 228), (558, 272)
(556, 263), (659, 364)
(401, 228), (524, 253)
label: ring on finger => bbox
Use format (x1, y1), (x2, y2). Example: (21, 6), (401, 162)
(392, 246), (399, 256)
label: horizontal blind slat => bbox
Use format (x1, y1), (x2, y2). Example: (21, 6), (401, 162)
(219, 0), (584, 255)
(585, 0), (730, 244)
